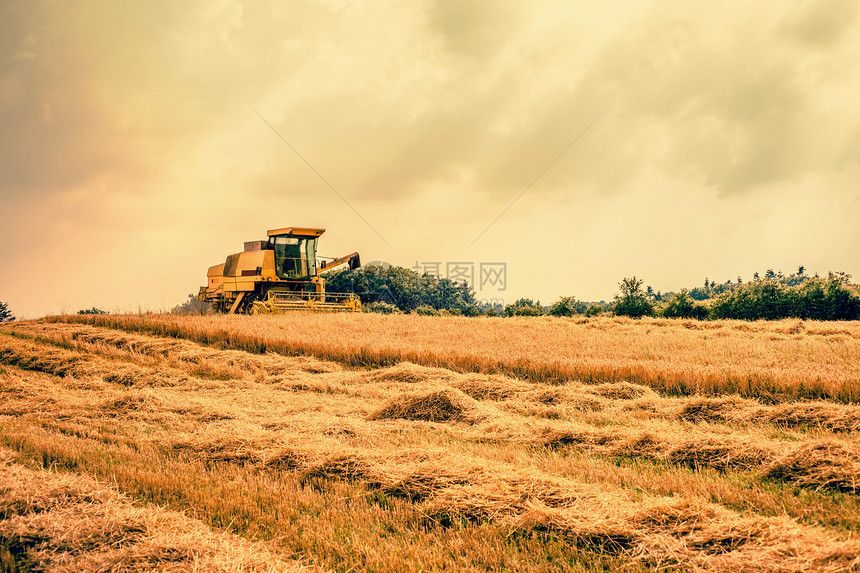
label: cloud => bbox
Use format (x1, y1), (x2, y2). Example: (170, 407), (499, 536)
(0, 3), (138, 198)
(426, 0), (521, 59)
(779, 0), (859, 46)
(1, 1), (859, 317)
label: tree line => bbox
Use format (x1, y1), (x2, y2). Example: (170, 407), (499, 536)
(597, 271), (860, 321)
(6, 265), (855, 322)
(326, 265), (860, 321)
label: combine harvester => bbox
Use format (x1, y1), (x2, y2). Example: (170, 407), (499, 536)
(199, 226), (362, 314)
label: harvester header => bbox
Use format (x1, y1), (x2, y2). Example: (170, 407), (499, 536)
(198, 226), (361, 314)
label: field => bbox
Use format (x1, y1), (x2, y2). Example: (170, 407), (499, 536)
(1, 313), (859, 571)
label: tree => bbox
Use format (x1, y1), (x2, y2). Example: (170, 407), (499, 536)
(828, 271), (851, 286)
(0, 301), (14, 323)
(797, 265), (805, 277)
(614, 277), (654, 318)
(326, 265), (478, 313)
(709, 272), (860, 321)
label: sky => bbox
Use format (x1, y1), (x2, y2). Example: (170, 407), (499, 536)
(2, 0), (859, 318)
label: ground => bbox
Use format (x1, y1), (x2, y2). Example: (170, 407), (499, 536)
(1, 314), (859, 571)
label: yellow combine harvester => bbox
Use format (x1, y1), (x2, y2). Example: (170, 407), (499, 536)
(199, 226), (361, 314)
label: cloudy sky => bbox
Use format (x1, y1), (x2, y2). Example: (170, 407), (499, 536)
(2, 0), (859, 317)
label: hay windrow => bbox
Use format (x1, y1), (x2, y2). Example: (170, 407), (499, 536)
(5, 323), (343, 383)
(0, 455), (312, 572)
(587, 381), (657, 400)
(0, 335), (185, 387)
(534, 425), (859, 489)
(362, 362), (457, 384)
(451, 373), (533, 401)
(679, 396), (757, 423)
(763, 441), (860, 493)
(368, 388), (491, 424)
(761, 402), (860, 432)
(501, 497), (860, 572)
(664, 438), (774, 472)
(99, 393), (153, 416)
(679, 395), (860, 433)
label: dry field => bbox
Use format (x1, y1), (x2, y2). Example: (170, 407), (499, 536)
(54, 313), (860, 401)
(1, 314), (859, 571)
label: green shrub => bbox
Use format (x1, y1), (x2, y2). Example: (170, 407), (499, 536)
(515, 306), (542, 316)
(661, 290), (708, 320)
(78, 307), (107, 315)
(415, 305), (440, 316)
(364, 302), (400, 314)
(584, 305), (603, 317)
(461, 304), (482, 317)
(548, 296), (587, 317)
(504, 298), (543, 317)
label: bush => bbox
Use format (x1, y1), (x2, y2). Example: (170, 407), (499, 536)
(364, 302), (400, 314)
(548, 296), (587, 317)
(515, 306), (542, 316)
(461, 304), (482, 317)
(415, 305), (440, 316)
(78, 307), (107, 315)
(584, 305), (603, 317)
(662, 290), (708, 320)
(504, 298), (543, 317)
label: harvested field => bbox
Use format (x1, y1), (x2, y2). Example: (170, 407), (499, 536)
(1, 317), (859, 571)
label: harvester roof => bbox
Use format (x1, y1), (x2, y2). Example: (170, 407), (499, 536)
(266, 227), (325, 237)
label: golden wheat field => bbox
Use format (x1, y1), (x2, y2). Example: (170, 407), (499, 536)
(1, 314), (860, 571)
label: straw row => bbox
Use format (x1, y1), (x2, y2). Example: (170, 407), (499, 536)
(0, 450), (312, 572)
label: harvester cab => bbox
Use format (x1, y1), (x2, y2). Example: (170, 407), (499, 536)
(268, 227), (322, 281)
(199, 227), (361, 314)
